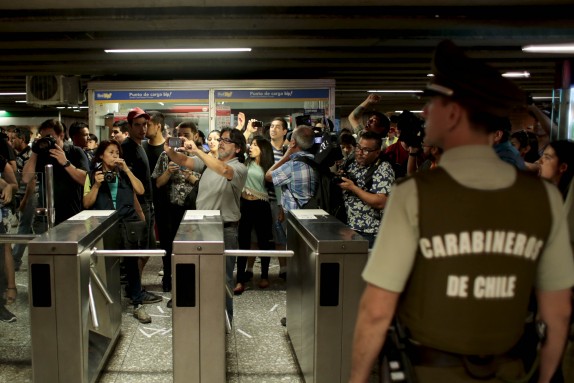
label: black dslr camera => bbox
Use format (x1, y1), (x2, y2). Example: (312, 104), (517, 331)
(32, 136), (57, 155)
(96, 163), (117, 183)
(103, 170), (117, 183)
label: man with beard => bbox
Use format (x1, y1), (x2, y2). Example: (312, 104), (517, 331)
(164, 127), (247, 321)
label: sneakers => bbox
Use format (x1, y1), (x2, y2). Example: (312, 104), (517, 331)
(141, 291), (162, 304)
(130, 290), (163, 305)
(158, 269), (164, 276)
(280, 317), (286, 327)
(166, 299), (172, 309)
(0, 305), (16, 323)
(133, 305), (151, 324)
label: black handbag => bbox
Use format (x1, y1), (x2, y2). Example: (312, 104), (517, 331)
(121, 219), (147, 249)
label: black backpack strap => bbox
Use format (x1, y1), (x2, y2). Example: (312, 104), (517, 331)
(291, 155), (319, 208)
(293, 155), (318, 169)
(363, 158), (382, 191)
(348, 152), (389, 192)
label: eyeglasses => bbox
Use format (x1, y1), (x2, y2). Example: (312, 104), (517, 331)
(355, 145), (379, 154)
(217, 137), (236, 145)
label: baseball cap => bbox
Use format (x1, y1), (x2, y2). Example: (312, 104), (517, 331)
(425, 40), (527, 118)
(126, 107), (150, 123)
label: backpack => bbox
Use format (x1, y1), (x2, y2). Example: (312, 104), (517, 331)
(292, 156), (347, 223)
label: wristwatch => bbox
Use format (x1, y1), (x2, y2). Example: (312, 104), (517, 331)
(63, 160), (71, 167)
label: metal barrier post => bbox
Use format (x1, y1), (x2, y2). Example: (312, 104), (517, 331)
(286, 209), (369, 383)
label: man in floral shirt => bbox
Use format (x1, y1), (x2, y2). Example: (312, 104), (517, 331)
(338, 131), (395, 247)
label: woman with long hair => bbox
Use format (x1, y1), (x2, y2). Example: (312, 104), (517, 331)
(234, 136), (275, 294)
(538, 139), (574, 200)
(83, 140), (162, 323)
(207, 130), (221, 158)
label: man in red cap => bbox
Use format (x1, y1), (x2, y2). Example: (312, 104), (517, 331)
(350, 40), (573, 383)
(120, 107), (162, 319)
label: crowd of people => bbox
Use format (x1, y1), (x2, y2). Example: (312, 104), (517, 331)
(0, 38), (572, 382)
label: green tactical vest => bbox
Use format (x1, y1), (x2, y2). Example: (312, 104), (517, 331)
(398, 167), (552, 355)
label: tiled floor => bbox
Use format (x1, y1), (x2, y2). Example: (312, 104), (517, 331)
(0, 254), (303, 383)
(1, 253), (573, 383)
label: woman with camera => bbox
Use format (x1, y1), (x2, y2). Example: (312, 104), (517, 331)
(83, 140), (162, 324)
(234, 136), (276, 294)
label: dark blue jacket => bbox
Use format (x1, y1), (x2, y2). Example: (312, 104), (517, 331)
(88, 170), (138, 220)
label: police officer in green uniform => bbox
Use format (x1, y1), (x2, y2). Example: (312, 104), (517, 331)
(350, 40), (574, 383)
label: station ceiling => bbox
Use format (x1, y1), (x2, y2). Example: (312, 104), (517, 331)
(1, 1), (574, 118)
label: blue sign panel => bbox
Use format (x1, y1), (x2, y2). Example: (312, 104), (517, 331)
(214, 89), (329, 99)
(95, 90), (209, 101)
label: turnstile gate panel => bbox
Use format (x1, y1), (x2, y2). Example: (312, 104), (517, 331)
(172, 214), (225, 383)
(286, 209), (369, 383)
(28, 210), (120, 383)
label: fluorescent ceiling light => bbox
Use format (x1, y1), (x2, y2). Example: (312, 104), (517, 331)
(427, 74), (434, 77)
(105, 48), (251, 53)
(523, 44), (574, 53)
(532, 96), (558, 100)
(15, 100), (27, 103)
(0, 92), (26, 96)
(502, 71), (530, 78)
(395, 110), (423, 113)
(368, 90), (423, 93)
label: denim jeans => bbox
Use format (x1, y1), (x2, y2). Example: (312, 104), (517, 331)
(223, 225), (239, 322)
(12, 194), (40, 266)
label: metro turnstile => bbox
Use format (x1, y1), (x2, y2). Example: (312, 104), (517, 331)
(28, 211), (120, 383)
(172, 214), (226, 383)
(171, 213), (295, 383)
(27, 211), (165, 383)
(286, 209), (370, 383)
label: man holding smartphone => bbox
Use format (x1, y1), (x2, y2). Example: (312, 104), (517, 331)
(164, 127), (247, 321)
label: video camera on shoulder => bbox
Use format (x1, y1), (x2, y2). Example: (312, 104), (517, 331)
(31, 136), (57, 155)
(397, 111), (425, 148)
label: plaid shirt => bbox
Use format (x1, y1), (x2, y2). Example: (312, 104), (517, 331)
(271, 151), (317, 212)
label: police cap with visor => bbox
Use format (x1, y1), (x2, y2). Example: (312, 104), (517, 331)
(425, 40), (527, 118)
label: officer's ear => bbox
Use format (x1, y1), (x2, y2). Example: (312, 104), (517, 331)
(445, 99), (463, 132)
(559, 162), (568, 175)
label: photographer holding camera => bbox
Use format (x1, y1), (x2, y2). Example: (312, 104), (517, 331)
(337, 131), (395, 247)
(83, 140), (161, 323)
(22, 118), (89, 226)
